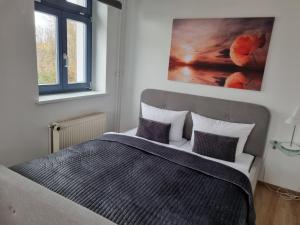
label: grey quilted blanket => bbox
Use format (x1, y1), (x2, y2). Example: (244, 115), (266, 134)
(12, 133), (255, 225)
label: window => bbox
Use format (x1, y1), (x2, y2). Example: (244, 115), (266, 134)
(66, 0), (87, 7)
(34, 0), (92, 95)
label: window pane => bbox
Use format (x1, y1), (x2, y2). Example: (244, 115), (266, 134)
(66, 0), (87, 7)
(67, 19), (87, 84)
(35, 11), (59, 85)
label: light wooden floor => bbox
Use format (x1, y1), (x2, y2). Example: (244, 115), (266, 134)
(254, 182), (300, 225)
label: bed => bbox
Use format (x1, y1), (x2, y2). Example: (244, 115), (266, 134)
(0, 89), (270, 225)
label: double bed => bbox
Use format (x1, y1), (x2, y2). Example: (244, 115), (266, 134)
(0, 89), (270, 225)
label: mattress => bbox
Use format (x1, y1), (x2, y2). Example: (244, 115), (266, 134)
(122, 129), (260, 191)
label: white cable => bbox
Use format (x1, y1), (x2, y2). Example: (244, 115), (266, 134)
(264, 183), (300, 201)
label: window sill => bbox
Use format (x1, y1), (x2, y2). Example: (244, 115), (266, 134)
(36, 91), (107, 104)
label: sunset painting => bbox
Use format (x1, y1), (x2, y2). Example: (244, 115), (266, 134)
(168, 18), (275, 91)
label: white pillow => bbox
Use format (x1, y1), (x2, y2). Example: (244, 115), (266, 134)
(191, 112), (255, 155)
(141, 103), (188, 141)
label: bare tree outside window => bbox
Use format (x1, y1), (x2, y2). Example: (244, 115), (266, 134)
(67, 19), (87, 84)
(35, 11), (58, 85)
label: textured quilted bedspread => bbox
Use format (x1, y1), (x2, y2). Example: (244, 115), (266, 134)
(12, 134), (255, 225)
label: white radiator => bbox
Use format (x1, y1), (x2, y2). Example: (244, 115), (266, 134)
(49, 113), (107, 153)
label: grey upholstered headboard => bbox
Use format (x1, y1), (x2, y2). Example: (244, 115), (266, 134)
(140, 89), (270, 157)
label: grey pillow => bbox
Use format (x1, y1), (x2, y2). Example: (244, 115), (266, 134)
(192, 130), (239, 162)
(136, 117), (171, 144)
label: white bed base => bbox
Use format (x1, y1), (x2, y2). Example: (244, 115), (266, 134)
(0, 165), (116, 225)
(249, 157), (263, 192)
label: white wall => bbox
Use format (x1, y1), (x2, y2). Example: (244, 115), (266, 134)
(120, 0), (300, 191)
(0, 0), (122, 166)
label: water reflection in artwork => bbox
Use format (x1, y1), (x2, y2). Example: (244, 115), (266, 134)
(168, 18), (275, 91)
